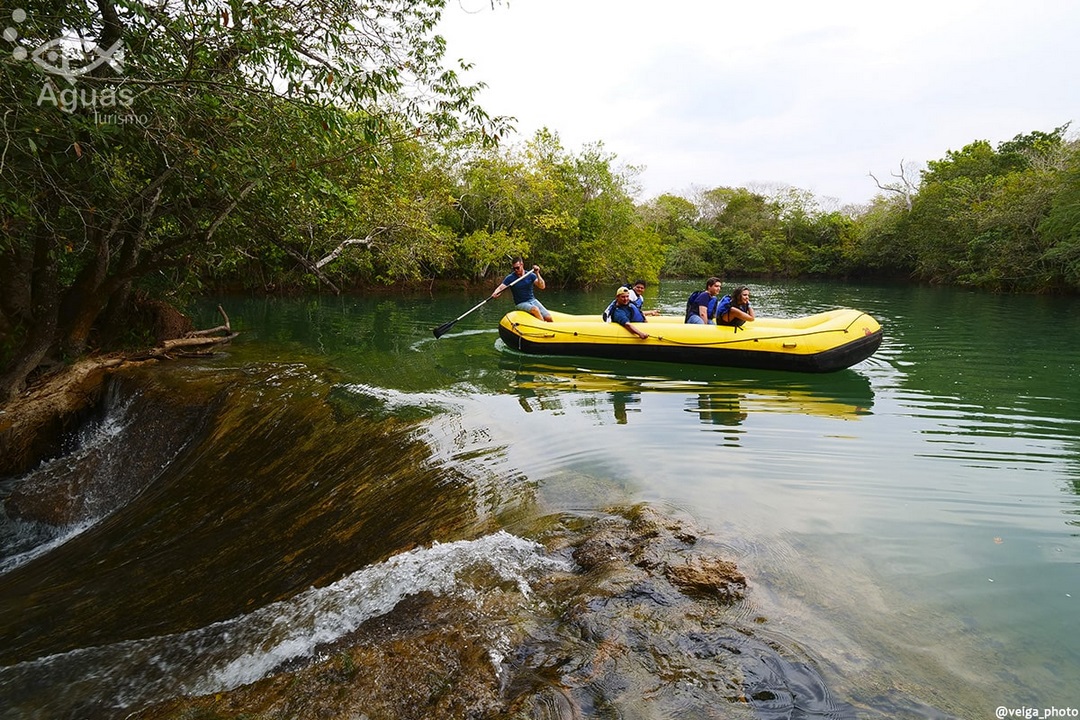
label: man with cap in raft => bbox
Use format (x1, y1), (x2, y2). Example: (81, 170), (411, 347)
(611, 286), (649, 340)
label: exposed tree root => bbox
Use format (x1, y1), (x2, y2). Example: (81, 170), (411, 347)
(0, 306), (237, 477)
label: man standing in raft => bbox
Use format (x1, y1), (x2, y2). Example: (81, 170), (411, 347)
(492, 257), (553, 322)
(612, 286), (649, 339)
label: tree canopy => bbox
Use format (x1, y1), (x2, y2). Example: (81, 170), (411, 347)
(0, 0), (506, 398)
(2, 2), (1077, 401)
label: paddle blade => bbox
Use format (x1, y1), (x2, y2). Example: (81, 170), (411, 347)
(432, 319), (457, 339)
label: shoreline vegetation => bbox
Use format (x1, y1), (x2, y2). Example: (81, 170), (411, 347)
(2, 3), (1078, 406)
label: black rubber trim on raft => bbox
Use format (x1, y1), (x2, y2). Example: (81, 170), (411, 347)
(498, 325), (883, 373)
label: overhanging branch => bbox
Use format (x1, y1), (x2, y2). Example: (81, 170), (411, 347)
(314, 227), (388, 269)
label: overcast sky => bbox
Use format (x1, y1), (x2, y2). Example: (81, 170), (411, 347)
(436, 0), (1079, 207)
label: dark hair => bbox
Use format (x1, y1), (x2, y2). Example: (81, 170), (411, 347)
(511, 257), (524, 267)
(729, 285), (751, 310)
(706, 276), (722, 289)
(632, 279), (646, 288)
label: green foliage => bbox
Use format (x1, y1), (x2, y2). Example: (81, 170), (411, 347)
(0, 0), (509, 398)
(662, 227), (723, 278)
(441, 123), (1080, 294)
(1038, 150), (1080, 287)
(652, 185), (856, 278)
(848, 195), (915, 274)
(640, 194), (698, 243)
(923, 140), (1005, 185)
(886, 126), (1079, 291)
(457, 229), (529, 280)
(443, 129), (660, 287)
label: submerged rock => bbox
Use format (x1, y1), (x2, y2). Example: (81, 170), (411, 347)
(134, 505), (853, 720)
(666, 556), (747, 602)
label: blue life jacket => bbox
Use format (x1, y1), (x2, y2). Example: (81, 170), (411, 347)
(602, 288), (641, 321)
(684, 290), (717, 322)
(715, 294), (749, 327)
(715, 294), (732, 317)
(602, 299), (616, 322)
(611, 302), (646, 326)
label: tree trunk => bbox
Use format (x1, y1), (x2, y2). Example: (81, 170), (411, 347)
(0, 240), (33, 328)
(0, 238), (60, 401)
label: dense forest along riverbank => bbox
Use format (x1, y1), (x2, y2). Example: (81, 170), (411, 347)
(2, 280), (1079, 719)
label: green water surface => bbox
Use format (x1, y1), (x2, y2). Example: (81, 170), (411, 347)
(2, 279), (1078, 719)
(204, 280), (1080, 716)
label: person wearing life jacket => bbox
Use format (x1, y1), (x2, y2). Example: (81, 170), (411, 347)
(603, 279), (660, 321)
(611, 286), (649, 339)
(630, 280), (661, 316)
(716, 285), (755, 328)
(684, 277), (723, 324)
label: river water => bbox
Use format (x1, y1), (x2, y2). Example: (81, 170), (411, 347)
(1, 280), (1078, 719)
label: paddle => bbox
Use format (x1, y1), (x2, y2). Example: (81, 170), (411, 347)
(432, 269), (534, 339)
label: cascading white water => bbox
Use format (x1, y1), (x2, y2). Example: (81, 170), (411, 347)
(0, 531), (567, 719)
(0, 395), (137, 574)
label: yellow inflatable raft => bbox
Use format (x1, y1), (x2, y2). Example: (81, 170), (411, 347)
(498, 308), (883, 373)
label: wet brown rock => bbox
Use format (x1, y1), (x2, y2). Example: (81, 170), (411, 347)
(666, 556), (748, 603)
(4, 370), (223, 525)
(135, 593), (508, 720)
(0, 303), (229, 480)
(0, 356), (120, 478)
(131, 506), (764, 720)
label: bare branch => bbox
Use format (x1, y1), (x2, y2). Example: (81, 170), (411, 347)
(183, 305), (231, 337)
(314, 227), (389, 269)
(205, 181), (257, 241)
(869, 159), (919, 211)
(266, 236), (341, 294)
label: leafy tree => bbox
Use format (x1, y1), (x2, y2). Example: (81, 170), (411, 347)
(1037, 142), (1080, 288)
(922, 140), (1006, 185)
(996, 124), (1072, 173)
(448, 148), (530, 237)
(849, 195), (915, 274)
(457, 229), (530, 280)
(0, 0), (506, 398)
(661, 227), (723, 278)
(686, 187), (785, 274)
(444, 129), (660, 287)
(897, 126), (1076, 289)
(639, 194), (698, 245)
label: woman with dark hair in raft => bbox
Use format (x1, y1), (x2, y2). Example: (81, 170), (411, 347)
(716, 285), (755, 327)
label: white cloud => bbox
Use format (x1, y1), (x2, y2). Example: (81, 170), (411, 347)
(438, 0), (1080, 205)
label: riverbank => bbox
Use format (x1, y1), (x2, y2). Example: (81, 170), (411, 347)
(0, 354), (127, 479)
(0, 303), (236, 480)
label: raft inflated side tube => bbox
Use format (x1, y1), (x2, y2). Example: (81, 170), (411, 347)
(497, 309), (882, 373)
